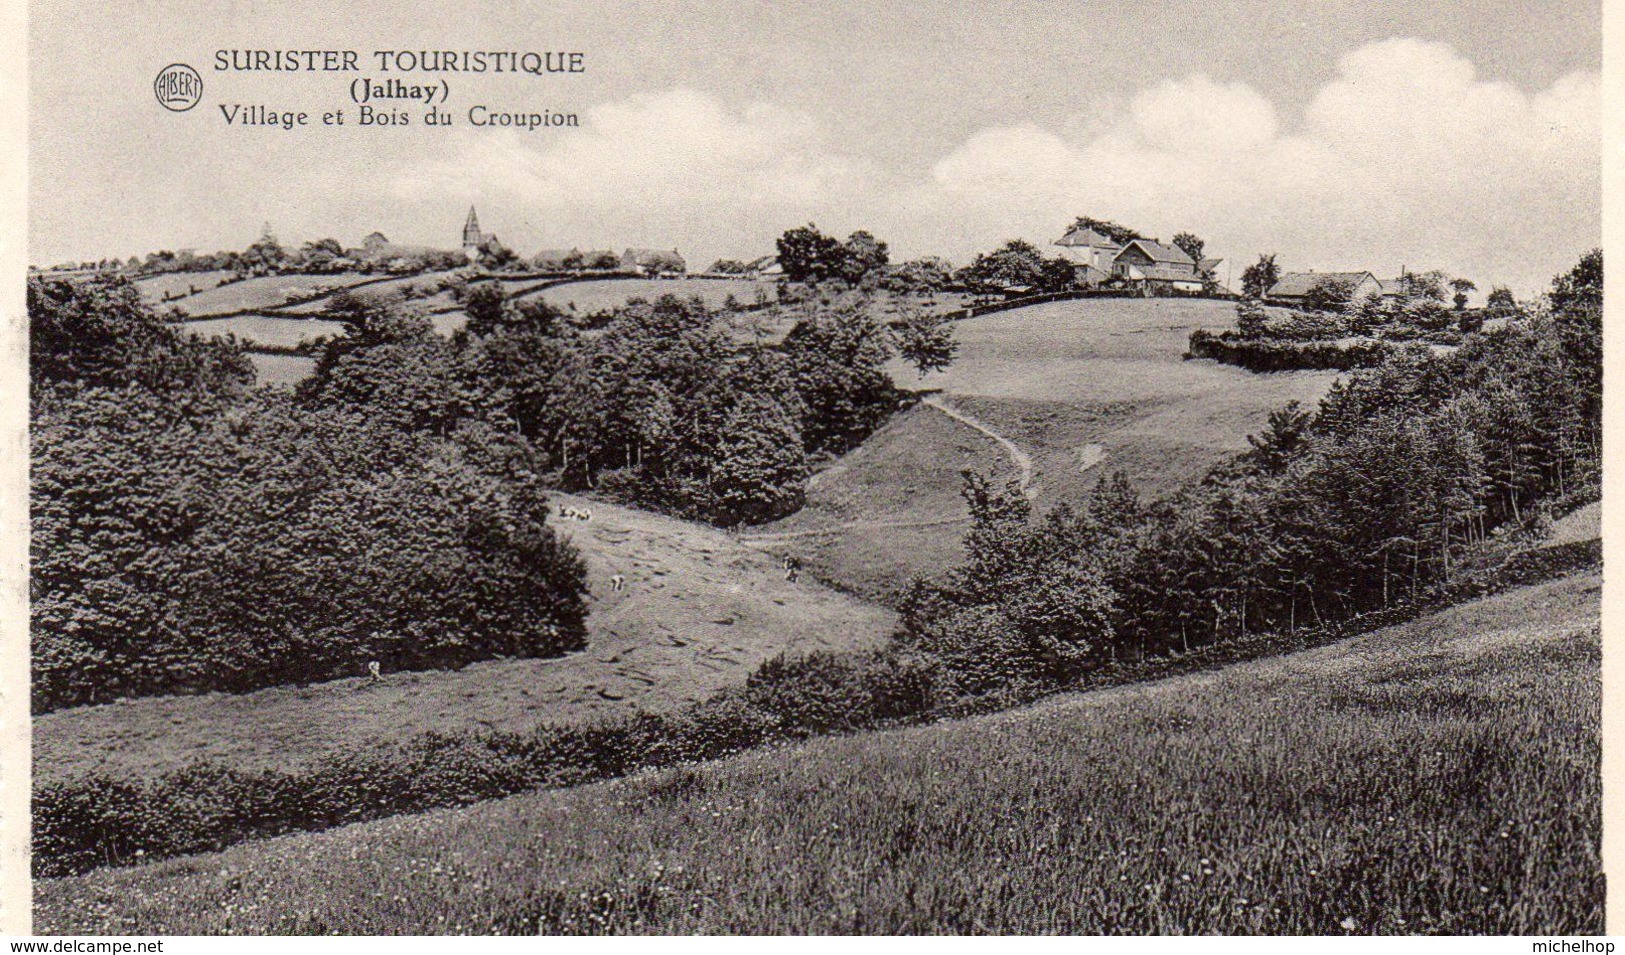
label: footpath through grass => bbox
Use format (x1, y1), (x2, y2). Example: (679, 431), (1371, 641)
(37, 571), (1602, 934)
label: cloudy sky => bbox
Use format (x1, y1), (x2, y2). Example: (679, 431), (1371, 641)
(30, 0), (1600, 294)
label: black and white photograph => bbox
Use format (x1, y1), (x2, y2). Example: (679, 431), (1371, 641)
(8, 0), (1612, 937)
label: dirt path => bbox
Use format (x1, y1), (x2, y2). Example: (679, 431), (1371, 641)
(921, 396), (1036, 498)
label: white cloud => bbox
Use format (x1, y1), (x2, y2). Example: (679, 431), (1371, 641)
(916, 38), (1599, 294)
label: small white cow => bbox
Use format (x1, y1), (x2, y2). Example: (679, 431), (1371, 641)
(610, 573), (625, 592)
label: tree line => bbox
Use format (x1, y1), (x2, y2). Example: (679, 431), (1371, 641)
(30, 277), (590, 711)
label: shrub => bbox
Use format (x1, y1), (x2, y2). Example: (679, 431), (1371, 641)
(1186, 329), (1393, 371)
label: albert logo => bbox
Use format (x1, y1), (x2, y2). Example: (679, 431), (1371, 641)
(154, 63), (202, 111)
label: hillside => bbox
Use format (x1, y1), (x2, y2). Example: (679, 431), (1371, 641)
(33, 493), (896, 787)
(754, 297), (1339, 598)
(37, 569), (1601, 934)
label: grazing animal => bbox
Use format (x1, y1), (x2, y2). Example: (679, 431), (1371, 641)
(367, 661), (382, 683)
(782, 555), (800, 583)
(610, 573), (625, 592)
(579, 508), (592, 522)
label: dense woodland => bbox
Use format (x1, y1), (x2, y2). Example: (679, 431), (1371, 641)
(29, 271), (931, 710)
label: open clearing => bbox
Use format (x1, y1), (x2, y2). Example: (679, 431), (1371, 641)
(38, 570), (1601, 934)
(177, 316), (345, 350)
(274, 271), (466, 316)
(163, 274), (378, 318)
(33, 493), (896, 788)
(247, 354), (316, 387)
(755, 298), (1339, 598)
(522, 278), (777, 313)
(134, 271), (237, 304)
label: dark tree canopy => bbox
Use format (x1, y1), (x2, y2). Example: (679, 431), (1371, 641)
(1069, 216), (1143, 246)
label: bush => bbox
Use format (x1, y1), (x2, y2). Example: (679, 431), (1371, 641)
(1186, 329), (1393, 371)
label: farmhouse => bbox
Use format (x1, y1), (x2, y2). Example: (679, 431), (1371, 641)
(1266, 270), (1383, 305)
(1111, 239), (1206, 292)
(745, 254), (784, 278)
(622, 248), (687, 276)
(1054, 228), (1219, 292)
(1053, 226), (1120, 285)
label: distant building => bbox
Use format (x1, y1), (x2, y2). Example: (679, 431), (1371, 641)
(1266, 270), (1383, 305)
(622, 248), (686, 276)
(462, 207), (484, 254)
(745, 254), (784, 278)
(1053, 225), (1122, 285)
(1111, 239), (1205, 292)
(1055, 228), (1216, 292)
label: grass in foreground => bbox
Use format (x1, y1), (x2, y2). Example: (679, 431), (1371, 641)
(37, 572), (1602, 935)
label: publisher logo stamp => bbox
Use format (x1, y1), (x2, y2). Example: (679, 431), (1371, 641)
(154, 63), (202, 111)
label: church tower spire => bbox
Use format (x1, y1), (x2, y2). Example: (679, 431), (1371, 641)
(462, 206), (483, 249)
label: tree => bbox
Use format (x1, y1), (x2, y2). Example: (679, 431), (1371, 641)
(1303, 276), (1358, 313)
(955, 240), (1048, 293)
(706, 389), (808, 526)
(1069, 216), (1143, 246)
(776, 224), (846, 284)
(1235, 299), (1269, 339)
(1398, 270), (1448, 303)
(461, 281), (510, 337)
(892, 309), (959, 379)
(884, 257), (954, 295)
(1486, 286), (1516, 310)
(1172, 232), (1206, 265)
(1449, 277), (1478, 311)
(1550, 248), (1601, 313)
(838, 230), (889, 286)
(1241, 254), (1281, 299)
(28, 275), (253, 399)
(782, 303), (897, 454)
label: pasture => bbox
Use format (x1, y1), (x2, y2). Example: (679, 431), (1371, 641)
(247, 353), (316, 387)
(523, 277), (778, 313)
(177, 316), (345, 350)
(274, 270), (466, 315)
(163, 273), (379, 318)
(745, 400), (1021, 602)
(37, 570), (1601, 934)
(133, 270), (236, 303)
(760, 297), (1340, 598)
(33, 493), (896, 788)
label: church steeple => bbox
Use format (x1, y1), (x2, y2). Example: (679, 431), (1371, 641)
(462, 206), (483, 249)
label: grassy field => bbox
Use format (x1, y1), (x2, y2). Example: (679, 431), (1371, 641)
(33, 493), (896, 788)
(247, 354), (316, 387)
(134, 271), (237, 303)
(165, 274), (378, 318)
(523, 278), (778, 313)
(177, 316), (346, 350)
(745, 401), (1019, 602)
(751, 298), (1340, 598)
(37, 570), (1601, 934)
(274, 271), (466, 316)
